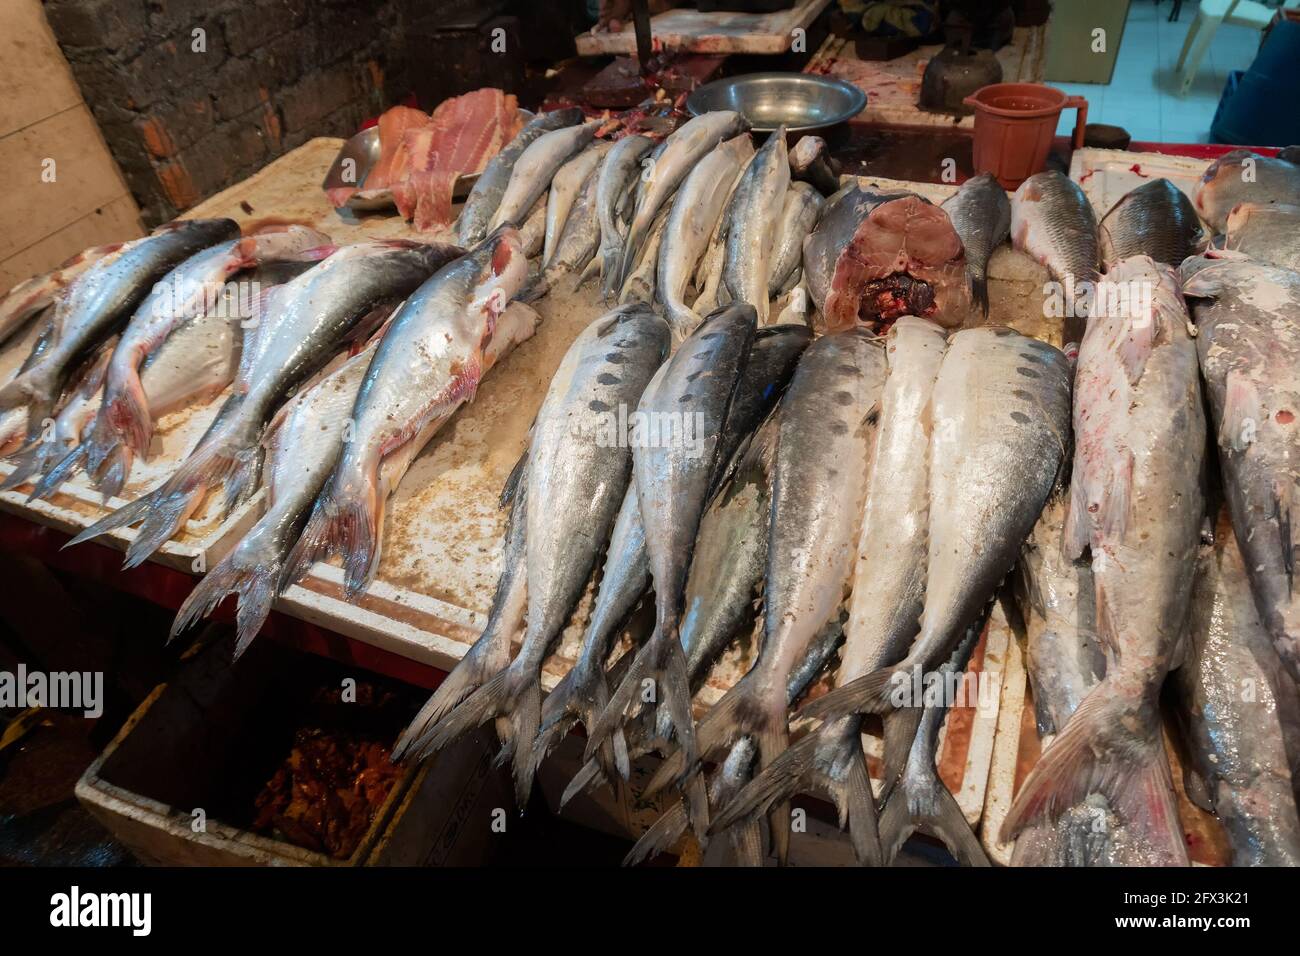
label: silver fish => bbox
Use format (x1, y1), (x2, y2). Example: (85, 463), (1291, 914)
(173, 301), (539, 656)
(767, 182), (823, 299)
(586, 304), (757, 776)
(0, 220), (240, 421)
(488, 122), (600, 232)
(1098, 177), (1206, 270)
(788, 134), (841, 196)
(65, 239), (458, 565)
(543, 141), (612, 268)
(541, 166), (602, 289)
(802, 327), (1071, 730)
(618, 111), (749, 288)
(1011, 171), (1098, 346)
(1181, 254), (1300, 681)
(1004, 257), (1202, 866)
(1195, 149), (1300, 233)
(1174, 514), (1300, 866)
(1221, 201), (1300, 270)
(458, 107), (585, 247)
(597, 134), (656, 301)
(399, 304), (671, 805)
(941, 172), (1011, 316)
(617, 206), (668, 305)
(0, 242), (123, 347)
(87, 226), (330, 474)
(711, 316), (946, 865)
(722, 128), (790, 325)
(658, 136), (754, 341)
(656, 329), (887, 865)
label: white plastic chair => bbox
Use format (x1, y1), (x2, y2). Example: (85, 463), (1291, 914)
(1175, 0), (1297, 96)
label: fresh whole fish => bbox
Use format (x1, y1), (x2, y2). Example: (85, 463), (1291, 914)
(877, 609), (991, 866)
(597, 134), (656, 301)
(1009, 496), (1147, 867)
(586, 304), (758, 777)
(712, 316), (946, 865)
(767, 183), (823, 299)
(398, 304), (671, 805)
(653, 329), (887, 865)
(941, 172), (1011, 316)
(658, 136), (754, 341)
(553, 324), (810, 794)
(1098, 177), (1206, 270)
(88, 226), (331, 473)
(173, 300), (540, 657)
(1181, 254), (1300, 681)
(1003, 257), (1203, 866)
(1010, 170), (1098, 347)
(458, 107), (585, 247)
(1195, 149), (1300, 233)
(802, 327), (1071, 731)
(543, 141), (613, 267)
(722, 127), (790, 325)
(1174, 515), (1300, 866)
(1221, 201), (1300, 270)
(0, 242), (123, 347)
(488, 122), (600, 232)
(65, 239), (460, 566)
(805, 186), (970, 332)
(0, 220), (240, 422)
(617, 111), (749, 289)
(29, 262), (312, 502)
(544, 170), (602, 284)
(282, 231), (527, 598)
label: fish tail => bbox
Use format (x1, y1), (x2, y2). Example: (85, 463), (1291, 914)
(623, 795), (692, 866)
(558, 755), (606, 811)
(599, 246), (620, 301)
(0, 366), (45, 413)
(101, 373), (153, 459)
(534, 659), (629, 783)
(63, 495), (154, 550)
(170, 537), (285, 657)
(664, 303), (702, 346)
(0, 438), (61, 492)
(282, 463), (383, 599)
(402, 656), (545, 809)
(90, 442), (134, 502)
(26, 442), (89, 502)
(999, 678), (1188, 864)
(878, 755), (989, 867)
(708, 719), (882, 866)
(586, 624), (694, 777)
(796, 663), (904, 722)
(577, 254), (602, 288)
(880, 705), (925, 792)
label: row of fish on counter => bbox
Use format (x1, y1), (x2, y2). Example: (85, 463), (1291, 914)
(394, 144), (1300, 867)
(0, 96), (1299, 864)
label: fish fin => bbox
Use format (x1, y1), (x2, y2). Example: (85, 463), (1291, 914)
(170, 540), (284, 656)
(403, 657), (546, 809)
(534, 659), (629, 783)
(91, 443), (132, 502)
(0, 365), (49, 413)
(221, 446), (263, 515)
(623, 798), (691, 866)
(0, 438), (62, 492)
(26, 442), (89, 502)
(796, 664), (900, 721)
(101, 375), (154, 459)
(1116, 315), (1156, 386)
(586, 625), (694, 777)
(664, 304), (703, 346)
(878, 761), (990, 866)
(577, 255), (602, 288)
(970, 271), (990, 318)
(709, 720), (882, 866)
(1062, 470), (1091, 561)
(558, 756), (606, 811)
(998, 680), (1189, 865)
(63, 494), (154, 549)
(1219, 369), (1261, 454)
(880, 704), (924, 792)
(282, 464), (383, 599)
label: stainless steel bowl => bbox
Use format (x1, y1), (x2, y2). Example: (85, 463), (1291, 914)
(686, 73), (867, 134)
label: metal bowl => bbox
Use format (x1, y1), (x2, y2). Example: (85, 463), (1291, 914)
(686, 73), (867, 134)
(322, 110), (533, 212)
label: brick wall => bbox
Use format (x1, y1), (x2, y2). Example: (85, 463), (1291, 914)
(43, 0), (409, 225)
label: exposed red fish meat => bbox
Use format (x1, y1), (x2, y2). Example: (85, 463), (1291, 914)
(389, 89), (522, 231)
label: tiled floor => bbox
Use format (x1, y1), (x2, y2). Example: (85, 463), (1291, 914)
(1052, 0), (1271, 143)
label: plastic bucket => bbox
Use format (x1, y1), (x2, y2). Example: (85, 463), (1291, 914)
(963, 83), (1088, 189)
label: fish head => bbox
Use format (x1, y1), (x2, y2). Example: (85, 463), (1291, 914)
(468, 226), (528, 334)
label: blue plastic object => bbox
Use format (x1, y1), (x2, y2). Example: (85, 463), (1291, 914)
(1211, 18), (1300, 147)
